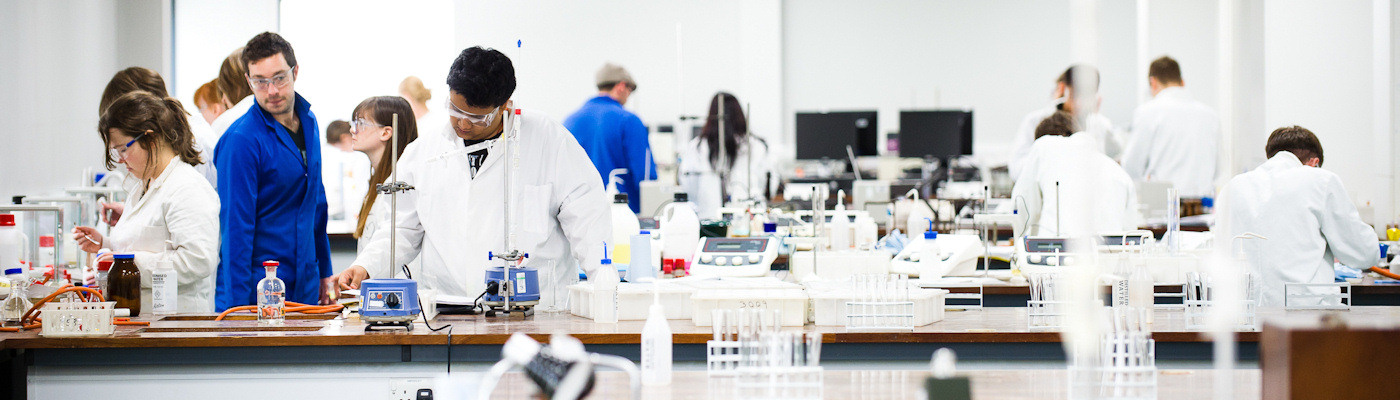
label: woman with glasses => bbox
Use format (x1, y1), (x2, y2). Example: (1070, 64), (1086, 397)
(346, 96), (419, 253)
(72, 90), (221, 314)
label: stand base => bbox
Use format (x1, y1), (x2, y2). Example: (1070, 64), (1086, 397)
(363, 318), (416, 332)
(483, 305), (536, 318)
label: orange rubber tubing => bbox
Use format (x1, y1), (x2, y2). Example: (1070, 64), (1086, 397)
(213, 302), (344, 321)
(1370, 266), (1400, 280)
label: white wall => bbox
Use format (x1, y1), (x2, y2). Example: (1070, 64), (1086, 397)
(0, 0), (167, 199)
(455, 0), (784, 153)
(1264, 0), (1390, 222)
(782, 0), (1138, 164)
(171, 0), (279, 110)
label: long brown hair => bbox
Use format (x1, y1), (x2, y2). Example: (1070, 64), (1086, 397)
(99, 67), (168, 115)
(98, 91), (203, 193)
(699, 92), (764, 170)
(216, 47), (253, 106)
(353, 96), (419, 238)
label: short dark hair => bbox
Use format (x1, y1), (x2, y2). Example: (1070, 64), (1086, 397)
(1034, 111), (1079, 140)
(1265, 125), (1324, 166)
(326, 120), (351, 144)
(1056, 64), (1100, 94)
(1149, 56), (1183, 85)
(242, 32), (298, 71)
(446, 47), (516, 108)
(100, 67), (168, 114)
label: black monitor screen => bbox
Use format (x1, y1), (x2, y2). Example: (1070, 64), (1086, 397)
(795, 111), (878, 159)
(898, 110), (973, 159)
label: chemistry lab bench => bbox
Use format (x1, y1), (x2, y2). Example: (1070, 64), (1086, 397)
(4, 307), (1389, 398)
(928, 281), (1400, 307)
(478, 369), (1260, 399)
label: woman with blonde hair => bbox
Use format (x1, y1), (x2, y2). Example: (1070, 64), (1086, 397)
(399, 76), (445, 134)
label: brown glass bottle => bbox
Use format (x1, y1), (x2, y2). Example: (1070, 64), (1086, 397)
(106, 254), (142, 316)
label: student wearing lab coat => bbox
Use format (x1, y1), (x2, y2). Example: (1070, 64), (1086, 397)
(329, 47), (610, 308)
(73, 91), (220, 313)
(210, 47), (256, 138)
(214, 32), (333, 310)
(1011, 111), (1139, 237)
(1120, 56), (1221, 197)
(345, 96), (419, 254)
(1008, 65), (1120, 180)
(1222, 126), (1379, 307)
(98, 67), (219, 190)
(320, 120), (371, 227)
(193, 80), (225, 125)
(399, 76), (447, 136)
(678, 92), (777, 220)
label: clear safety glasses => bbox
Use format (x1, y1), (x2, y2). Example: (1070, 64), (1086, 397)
(248, 71), (292, 91)
(349, 118), (383, 137)
(444, 99), (500, 127)
(109, 130), (149, 161)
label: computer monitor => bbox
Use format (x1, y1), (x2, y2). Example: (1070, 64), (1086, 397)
(795, 111), (879, 160)
(898, 110), (973, 160)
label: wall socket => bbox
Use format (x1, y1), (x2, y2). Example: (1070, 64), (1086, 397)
(388, 378), (432, 400)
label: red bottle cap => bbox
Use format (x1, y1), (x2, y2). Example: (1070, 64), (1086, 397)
(0, 214), (13, 226)
(39, 235), (55, 247)
(97, 260), (113, 272)
(263, 260), (279, 267)
(662, 259), (674, 274)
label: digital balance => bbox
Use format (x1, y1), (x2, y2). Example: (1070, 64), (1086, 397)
(689, 237), (779, 277)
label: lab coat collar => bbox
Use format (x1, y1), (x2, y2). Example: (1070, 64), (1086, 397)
(1155, 86), (1191, 101)
(251, 92), (315, 164)
(587, 95), (622, 108)
(1259, 151), (1304, 172)
(128, 156), (187, 214)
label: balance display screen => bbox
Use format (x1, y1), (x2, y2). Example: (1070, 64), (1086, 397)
(1026, 239), (1069, 253)
(702, 238), (768, 253)
(1100, 235), (1145, 246)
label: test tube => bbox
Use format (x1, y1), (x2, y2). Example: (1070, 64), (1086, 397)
(712, 309), (724, 341)
(806, 332), (822, 366)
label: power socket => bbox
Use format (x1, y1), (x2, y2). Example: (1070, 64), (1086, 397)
(389, 378), (432, 400)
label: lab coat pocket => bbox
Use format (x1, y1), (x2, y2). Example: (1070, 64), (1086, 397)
(516, 184), (554, 250)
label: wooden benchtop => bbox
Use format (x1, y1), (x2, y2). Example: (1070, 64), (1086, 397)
(485, 369), (1261, 400)
(4, 306), (1397, 350)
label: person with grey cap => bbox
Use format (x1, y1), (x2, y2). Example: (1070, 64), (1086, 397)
(563, 63), (657, 213)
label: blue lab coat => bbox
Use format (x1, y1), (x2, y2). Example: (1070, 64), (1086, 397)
(563, 95), (656, 213)
(213, 93), (331, 311)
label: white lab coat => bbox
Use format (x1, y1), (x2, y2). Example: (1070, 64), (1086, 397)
(352, 110), (611, 305)
(210, 96), (255, 138)
(106, 157), (220, 313)
(1008, 105), (1120, 180)
(1121, 87), (1221, 197)
(184, 101), (220, 189)
(1222, 151), (1379, 307)
(1011, 132), (1139, 237)
(320, 146), (372, 223)
(356, 191), (422, 276)
(678, 136), (778, 220)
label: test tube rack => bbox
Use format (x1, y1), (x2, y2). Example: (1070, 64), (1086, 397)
(845, 274), (915, 332)
(732, 330), (824, 400)
(707, 308), (782, 376)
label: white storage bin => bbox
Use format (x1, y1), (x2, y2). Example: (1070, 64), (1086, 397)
(40, 301), (115, 337)
(568, 282), (694, 321)
(691, 288), (808, 327)
(805, 281), (947, 327)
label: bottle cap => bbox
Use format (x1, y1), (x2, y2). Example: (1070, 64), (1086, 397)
(1201, 197), (1214, 208)
(673, 192), (688, 202)
(263, 260), (279, 267)
(614, 193), (629, 204)
(639, 230), (650, 235)
(114, 254), (135, 260)
(4, 268), (21, 275)
(925, 230), (938, 240)
(39, 235), (55, 247)
(0, 214), (13, 226)
(764, 222), (777, 233)
(97, 260), (113, 272)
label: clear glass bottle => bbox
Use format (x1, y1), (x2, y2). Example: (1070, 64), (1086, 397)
(256, 261), (285, 325)
(2, 268), (32, 327)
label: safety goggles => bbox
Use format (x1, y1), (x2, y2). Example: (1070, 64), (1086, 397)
(109, 130), (149, 162)
(444, 99), (499, 127)
(349, 118), (384, 137)
(247, 71), (292, 91)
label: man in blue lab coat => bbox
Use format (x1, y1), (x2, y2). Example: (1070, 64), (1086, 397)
(563, 63), (656, 213)
(214, 32), (332, 311)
